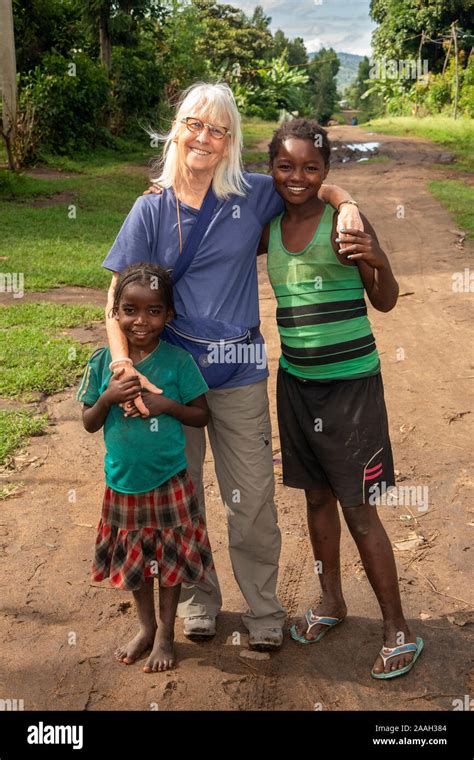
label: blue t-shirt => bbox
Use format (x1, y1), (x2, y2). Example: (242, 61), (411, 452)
(102, 173), (284, 389)
(76, 342), (209, 494)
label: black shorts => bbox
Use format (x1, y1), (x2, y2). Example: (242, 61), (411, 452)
(276, 366), (395, 508)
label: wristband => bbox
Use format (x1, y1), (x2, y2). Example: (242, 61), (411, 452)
(109, 358), (133, 371)
(337, 200), (359, 213)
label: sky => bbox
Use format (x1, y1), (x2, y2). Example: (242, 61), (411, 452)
(217, 0), (377, 56)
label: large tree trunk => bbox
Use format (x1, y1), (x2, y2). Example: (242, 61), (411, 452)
(99, 5), (112, 75)
(0, 0), (18, 169)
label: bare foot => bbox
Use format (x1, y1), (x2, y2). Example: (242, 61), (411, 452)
(293, 595), (347, 641)
(372, 622), (417, 675)
(115, 626), (157, 665)
(143, 629), (175, 672)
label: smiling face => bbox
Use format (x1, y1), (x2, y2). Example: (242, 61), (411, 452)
(176, 111), (230, 176)
(116, 281), (173, 352)
(271, 137), (329, 206)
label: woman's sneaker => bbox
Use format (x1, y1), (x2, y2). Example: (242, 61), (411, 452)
(249, 628), (283, 652)
(183, 615), (216, 639)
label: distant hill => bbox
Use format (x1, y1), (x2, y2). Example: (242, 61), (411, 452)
(336, 52), (364, 93)
(308, 51), (364, 94)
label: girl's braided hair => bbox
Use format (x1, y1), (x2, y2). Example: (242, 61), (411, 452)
(268, 118), (331, 166)
(110, 263), (174, 318)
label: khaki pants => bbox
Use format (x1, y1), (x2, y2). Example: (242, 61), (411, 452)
(177, 379), (286, 633)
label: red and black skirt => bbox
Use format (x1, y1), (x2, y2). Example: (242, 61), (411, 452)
(91, 469), (214, 591)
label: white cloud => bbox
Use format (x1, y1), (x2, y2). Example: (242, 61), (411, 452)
(305, 36), (324, 53)
(215, 0), (376, 56)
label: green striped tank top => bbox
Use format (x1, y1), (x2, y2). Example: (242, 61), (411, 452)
(267, 203), (380, 380)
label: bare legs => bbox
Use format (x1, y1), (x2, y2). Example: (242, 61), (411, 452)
(115, 578), (181, 672)
(294, 490), (416, 673)
(293, 489), (347, 632)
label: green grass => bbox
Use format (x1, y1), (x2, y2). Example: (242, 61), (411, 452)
(0, 170), (77, 201)
(242, 117), (279, 150)
(242, 118), (278, 169)
(0, 165), (152, 290)
(0, 304), (103, 399)
(242, 150), (269, 166)
(40, 135), (157, 177)
(365, 116), (474, 173)
(0, 410), (48, 466)
(428, 180), (474, 239)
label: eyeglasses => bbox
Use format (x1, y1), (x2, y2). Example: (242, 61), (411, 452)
(180, 117), (231, 140)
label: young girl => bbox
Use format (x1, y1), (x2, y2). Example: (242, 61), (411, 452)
(76, 263), (213, 672)
(259, 119), (423, 679)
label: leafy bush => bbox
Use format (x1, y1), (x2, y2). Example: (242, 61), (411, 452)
(110, 46), (166, 134)
(20, 52), (112, 155)
(233, 56), (308, 121)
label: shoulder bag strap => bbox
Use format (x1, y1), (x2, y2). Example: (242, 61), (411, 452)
(171, 184), (218, 285)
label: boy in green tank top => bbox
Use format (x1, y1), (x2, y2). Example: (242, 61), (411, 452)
(259, 120), (423, 680)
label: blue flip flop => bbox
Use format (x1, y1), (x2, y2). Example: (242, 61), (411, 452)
(371, 636), (424, 679)
(290, 609), (344, 644)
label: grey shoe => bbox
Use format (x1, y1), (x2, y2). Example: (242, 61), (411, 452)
(183, 615), (216, 639)
(248, 627), (283, 652)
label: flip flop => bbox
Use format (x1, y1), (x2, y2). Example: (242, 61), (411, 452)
(289, 609), (344, 644)
(371, 636), (424, 679)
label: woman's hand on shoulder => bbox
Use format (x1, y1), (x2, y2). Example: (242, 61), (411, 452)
(336, 215), (388, 270)
(143, 183), (163, 196)
(336, 203), (364, 251)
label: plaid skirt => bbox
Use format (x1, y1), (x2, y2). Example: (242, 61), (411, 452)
(91, 469), (214, 591)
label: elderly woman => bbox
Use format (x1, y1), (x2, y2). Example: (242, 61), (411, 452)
(102, 82), (362, 653)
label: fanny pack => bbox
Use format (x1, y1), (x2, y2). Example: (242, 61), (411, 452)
(161, 185), (258, 388)
(163, 318), (261, 388)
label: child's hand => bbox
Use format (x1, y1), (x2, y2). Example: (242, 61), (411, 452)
(143, 183), (163, 195)
(336, 204), (364, 251)
(122, 368), (164, 418)
(336, 228), (389, 269)
(112, 364), (163, 418)
(103, 368), (142, 407)
(124, 390), (173, 418)
(140, 390), (174, 417)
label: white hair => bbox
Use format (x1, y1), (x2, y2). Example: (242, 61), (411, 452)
(148, 82), (250, 200)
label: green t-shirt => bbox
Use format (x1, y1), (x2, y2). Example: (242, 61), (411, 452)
(76, 341), (208, 494)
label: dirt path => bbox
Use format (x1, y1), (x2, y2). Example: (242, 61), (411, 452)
(0, 126), (473, 711)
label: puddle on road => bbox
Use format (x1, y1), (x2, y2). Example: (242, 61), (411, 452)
(331, 141), (381, 163)
(345, 142), (381, 152)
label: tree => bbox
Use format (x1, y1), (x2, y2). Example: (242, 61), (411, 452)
(306, 48), (340, 123)
(251, 4), (271, 32)
(370, 0), (473, 73)
(81, 0), (165, 74)
(159, 0), (209, 102)
(287, 37), (308, 67)
(234, 54), (309, 120)
(191, 0), (274, 79)
(0, 0), (18, 169)
(346, 56), (384, 118)
(12, 0), (84, 73)
(272, 29), (308, 66)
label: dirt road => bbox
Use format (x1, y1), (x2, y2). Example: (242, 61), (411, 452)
(0, 125), (472, 711)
